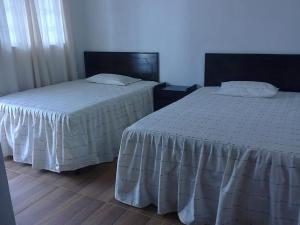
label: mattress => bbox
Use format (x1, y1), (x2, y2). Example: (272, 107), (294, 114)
(0, 79), (157, 172)
(115, 87), (300, 225)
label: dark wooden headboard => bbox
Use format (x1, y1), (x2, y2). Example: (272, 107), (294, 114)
(205, 53), (300, 92)
(84, 51), (159, 82)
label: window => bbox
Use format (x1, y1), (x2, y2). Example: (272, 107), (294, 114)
(3, 0), (25, 46)
(3, 0), (15, 44)
(34, 0), (65, 45)
(3, 0), (65, 47)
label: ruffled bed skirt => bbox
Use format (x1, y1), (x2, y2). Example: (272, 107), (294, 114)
(115, 129), (300, 225)
(0, 86), (154, 172)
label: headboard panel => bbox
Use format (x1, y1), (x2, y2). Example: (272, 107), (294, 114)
(84, 51), (159, 82)
(205, 53), (300, 92)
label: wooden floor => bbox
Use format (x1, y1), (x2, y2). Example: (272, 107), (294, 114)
(5, 159), (182, 225)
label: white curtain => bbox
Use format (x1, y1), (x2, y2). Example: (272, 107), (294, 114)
(0, 0), (78, 96)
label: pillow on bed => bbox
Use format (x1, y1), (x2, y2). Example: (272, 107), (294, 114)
(216, 81), (278, 98)
(87, 74), (141, 86)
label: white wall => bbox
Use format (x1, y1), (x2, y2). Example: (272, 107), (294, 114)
(69, 0), (300, 85)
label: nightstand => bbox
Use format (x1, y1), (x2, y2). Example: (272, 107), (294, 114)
(154, 83), (198, 110)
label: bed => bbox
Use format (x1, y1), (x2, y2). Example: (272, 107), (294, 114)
(0, 52), (159, 172)
(115, 53), (300, 225)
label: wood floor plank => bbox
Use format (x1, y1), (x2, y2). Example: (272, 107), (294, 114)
(146, 217), (165, 225)
(108, 198), (133, 210)
(132, 205), (161, 218)
(16, 164), (42, 177)
(4, 159), (27, 171)
(5, 160), (182, 225)
(10, 177), (56, 214)
(33, 171), (63, 185)
(6, 170), (20, 181)
(82, 203), (127, 225)
(8, 175), (37, 196)
(15, 188), (75, 225)
(161, 213), (183, 225)
(96, 185), (115, 202)
(79, 168), (115, 200)
(59, 164), (113, 192)
(113, 210), (151, 225)
(36, 194), (104, 225)
(63, 198), (104, 225)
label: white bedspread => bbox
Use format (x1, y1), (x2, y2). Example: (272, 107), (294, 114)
(115, 87), (300, 225)
(0, 79), (157, 172)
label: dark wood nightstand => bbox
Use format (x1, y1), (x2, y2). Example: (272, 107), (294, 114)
(154, 83), (197, 110)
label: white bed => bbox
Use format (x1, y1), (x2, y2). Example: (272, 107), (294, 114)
(0, 79), (157, 172)
(115, 87), (300, 225)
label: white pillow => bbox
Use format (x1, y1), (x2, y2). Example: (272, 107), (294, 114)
(87, 73), (141, 86)
(216, 81), (278, 98)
